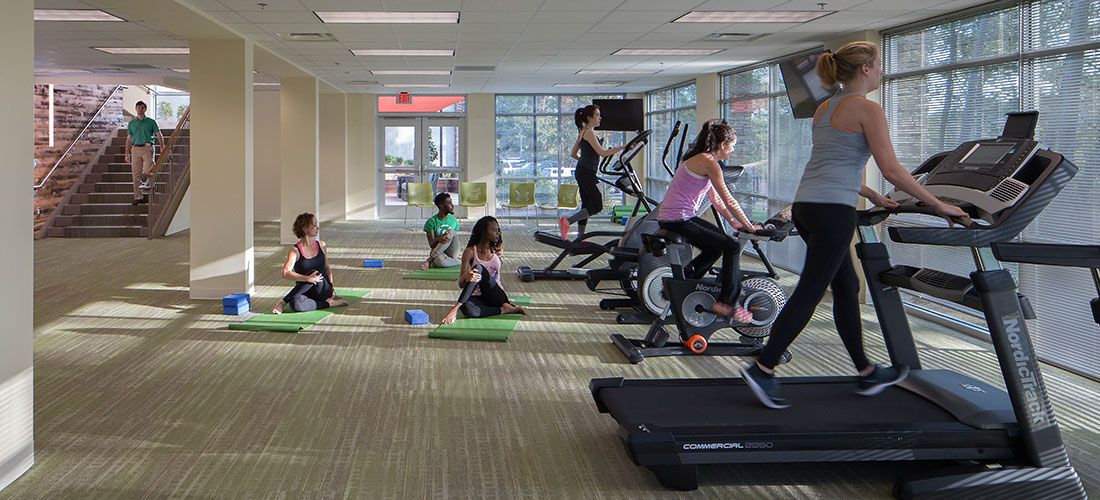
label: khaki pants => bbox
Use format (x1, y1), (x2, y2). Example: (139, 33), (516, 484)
(131, 145), (154, 199)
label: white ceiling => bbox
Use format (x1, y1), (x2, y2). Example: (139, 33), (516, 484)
(34, 0), (989, 93)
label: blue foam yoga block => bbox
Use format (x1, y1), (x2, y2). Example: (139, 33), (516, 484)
(223, 293), (250, 307)
(363, 259), (384, 268)
(223, 303), (250, 315)
(405, 309), (429, 325)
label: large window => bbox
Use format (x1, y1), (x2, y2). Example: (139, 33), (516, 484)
(721, 62), (815, 272)
(495, 95), (626, 217)
(645, 82), (696, 199)
(883, 0), (1100, 379)
(150, 85), (189, 129)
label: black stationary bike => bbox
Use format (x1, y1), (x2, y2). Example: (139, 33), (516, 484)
(610, 218), (794, 364)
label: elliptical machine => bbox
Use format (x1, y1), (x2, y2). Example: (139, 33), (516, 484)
(609, 208), (794, 364)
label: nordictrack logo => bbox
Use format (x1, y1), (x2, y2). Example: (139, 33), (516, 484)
(1003, 313), (1050, 429)
(694, 283), (722, 293)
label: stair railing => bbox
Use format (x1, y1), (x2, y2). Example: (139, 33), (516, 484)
(146, 106), (191, 238)
(33, 85), (124, 211)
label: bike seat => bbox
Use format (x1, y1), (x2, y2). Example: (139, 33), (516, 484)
(652, 228), (684, 244)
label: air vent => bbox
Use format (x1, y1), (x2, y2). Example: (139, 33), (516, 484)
(989, 179), (1027, 203)
(455, 65), (495, 71)
(913, 269), (972, 292)
(113, 64), (158, 70)
(706, 33), (768, 42)
(277, 32), (338, 42)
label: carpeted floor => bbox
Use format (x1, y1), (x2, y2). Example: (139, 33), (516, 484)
(6, 219), (1098, 499)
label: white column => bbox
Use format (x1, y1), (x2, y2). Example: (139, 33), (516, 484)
(466, 93), (495, 217)
(346, 94), (376, 220)
(319, 92), (346, 222)
(189, 39), (255, 299)
(0, 0), (35, 490)
(253, 90), (281, 221)
(695, 73), (720, 125)
(279, 77), (319, 242)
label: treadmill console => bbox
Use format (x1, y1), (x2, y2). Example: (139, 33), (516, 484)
(872, 111), (1077, 247)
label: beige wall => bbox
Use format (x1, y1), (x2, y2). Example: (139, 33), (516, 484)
(466, 93), (495, 217)
(279, 77), (319, 243)
(165, 188), (192, 236)
(254, 90), (281, 221)
(695, 73), (720, 126)
(346, 94), (376, 219)
(189, 38), (255, 299)
(319, 92), (347, 222)
(0, 0), (35, 490)
(121, 84), (152, 116)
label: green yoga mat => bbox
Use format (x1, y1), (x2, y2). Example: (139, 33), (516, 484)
(228, 289), (371, 333)
(429, 296), (532, 342)
(403, 267), (461, 281)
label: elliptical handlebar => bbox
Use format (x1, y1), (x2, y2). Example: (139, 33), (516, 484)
(661, 121), (682, 178)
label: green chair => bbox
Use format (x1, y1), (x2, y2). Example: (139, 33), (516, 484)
(460, 182), (487, 219)
(405, 182), (434, 229)
(538, 184), (579, 228)
(502, 182), (535, 229)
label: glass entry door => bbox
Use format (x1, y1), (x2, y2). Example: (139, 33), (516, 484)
(378, 117), (464, 219)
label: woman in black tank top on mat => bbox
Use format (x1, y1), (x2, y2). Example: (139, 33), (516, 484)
(272, 212), (348, 314)
(558, 104), (628, 239)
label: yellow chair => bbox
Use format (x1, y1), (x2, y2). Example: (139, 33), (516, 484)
(502, 182), (535, 229)
(538, 184), (579, 228)
(459, 182), (487, 219)
(405, 182), (435, 229)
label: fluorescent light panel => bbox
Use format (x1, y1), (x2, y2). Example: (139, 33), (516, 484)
(316, 11), (459, 23)
(370, 70), (452, 75)
(352, 49), (455, 57)
(554, 83), (623, 88)
(381, 83), (450, 88)
(612, 48), (723, 56)
(94, 47), (189, 54)
(35, 9), (124, 22)
(254, 82), (280, 86)
(35, 68), (91, 74)
(576, 69), (657, 75)
(673, 11), (834, 23)
(169, 68), (189, 73)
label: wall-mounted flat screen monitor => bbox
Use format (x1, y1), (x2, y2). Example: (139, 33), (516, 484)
(592, 98), (644, 131)
(778, 49), (840, 119)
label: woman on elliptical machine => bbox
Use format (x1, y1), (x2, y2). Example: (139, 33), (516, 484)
(656, 119), (758, 323)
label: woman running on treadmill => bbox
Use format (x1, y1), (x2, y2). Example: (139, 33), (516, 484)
(656, 119), (758, 323)
(442, 216), (527, 324)
(272, 212), (348, 314)
(559, 104), (628, 240)
(740, 41), (968, 409)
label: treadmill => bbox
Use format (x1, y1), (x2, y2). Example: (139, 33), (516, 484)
(589, 112), (1087, 499)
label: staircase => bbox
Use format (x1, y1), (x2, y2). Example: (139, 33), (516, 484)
(45, 128), (187, 238)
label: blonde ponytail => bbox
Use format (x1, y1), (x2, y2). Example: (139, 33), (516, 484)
(816, 42), (878, 87)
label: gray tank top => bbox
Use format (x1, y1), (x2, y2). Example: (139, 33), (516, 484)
(792, 92), (872, 208)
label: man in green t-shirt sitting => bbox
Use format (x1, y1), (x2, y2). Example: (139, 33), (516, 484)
(420, 193), (461, 270)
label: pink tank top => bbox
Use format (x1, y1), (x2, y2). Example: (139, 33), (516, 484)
(658, 161), (712, 222)
(471, 249), (502, 295)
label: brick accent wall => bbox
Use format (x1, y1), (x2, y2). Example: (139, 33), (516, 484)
(33, 85), (124, 231)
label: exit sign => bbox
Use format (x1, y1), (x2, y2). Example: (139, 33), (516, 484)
(396, 92), (412, 104)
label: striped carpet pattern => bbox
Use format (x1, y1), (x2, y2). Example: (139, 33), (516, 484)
(6, 220), (1098, 499)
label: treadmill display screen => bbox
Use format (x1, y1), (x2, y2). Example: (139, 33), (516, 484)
(960, 143), (1014, 167)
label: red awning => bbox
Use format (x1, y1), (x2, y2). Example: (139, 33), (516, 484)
(378, 95), (464, 113)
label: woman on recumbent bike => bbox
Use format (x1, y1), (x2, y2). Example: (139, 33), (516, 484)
(656, 119), (761, 322)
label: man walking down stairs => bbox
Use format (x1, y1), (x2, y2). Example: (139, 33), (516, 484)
(125, 101), (165, 206)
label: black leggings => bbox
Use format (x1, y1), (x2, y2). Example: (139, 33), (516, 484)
(567, 167), (602, 234)
(457, 264), (510, 318)
(659, 217), (742, 305)
(757, 203), (870, 371)
(283, 275), (334, 312)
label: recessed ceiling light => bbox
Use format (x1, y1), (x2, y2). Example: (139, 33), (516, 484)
(370, 70), (452, 75)
(553, 83), (623, 88)
(352, 49), (455, 57)
(673, 11), (835, 23)
(34, 9), (124, 22)
(35, 68), (92, 74)
(381, 83), (450, 88)
(612, 49), (723, 56)
(316, 11), (459, 24)
(254, 82), (280, 86)
(575, 69), (657, 75)
(93, 47), (189, 54)
(169, 68), (189, 73)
